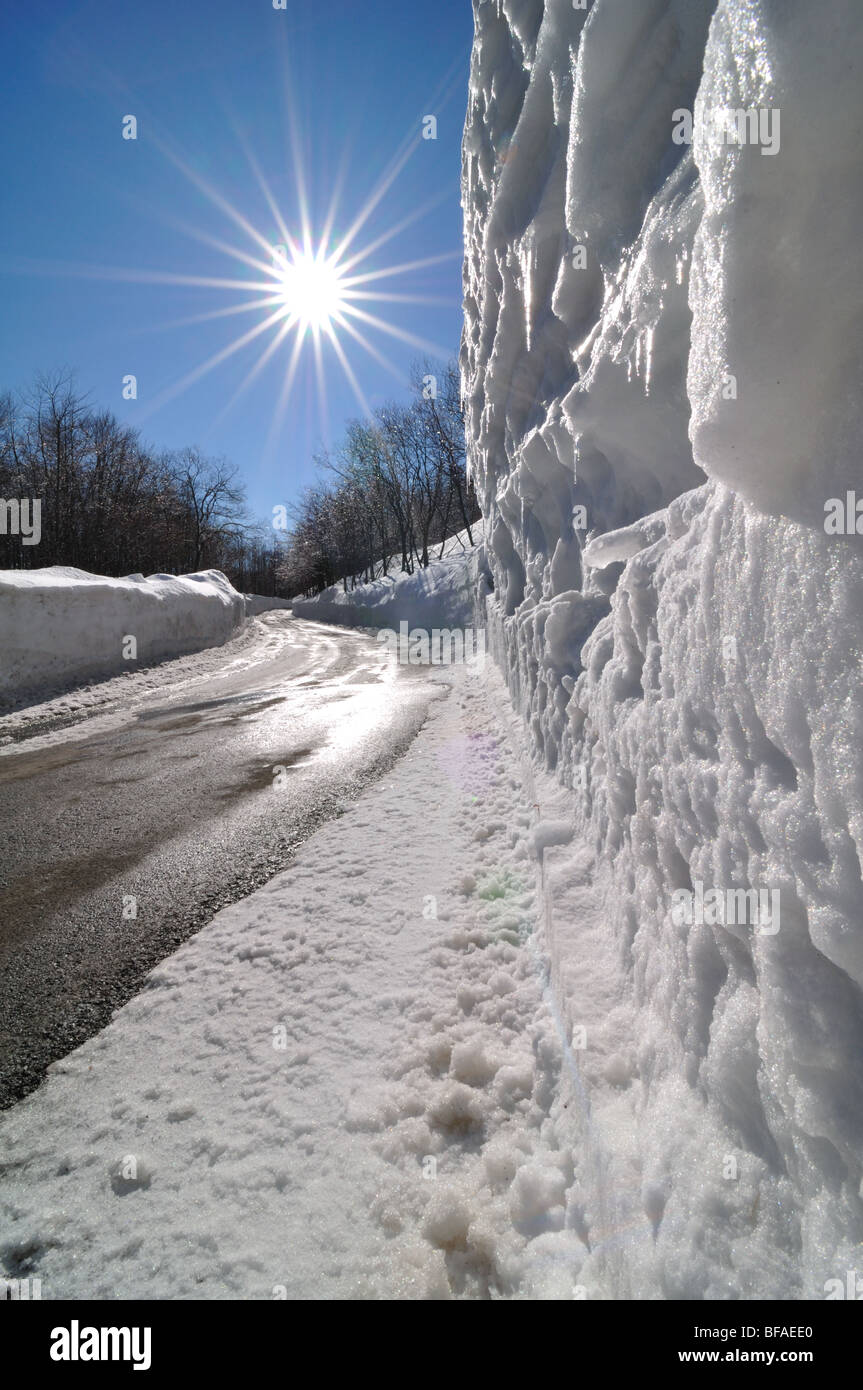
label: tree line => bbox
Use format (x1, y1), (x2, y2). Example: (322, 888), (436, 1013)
(280, 361), (481, 597)
(0, 361), (478, 598)
(0, 371), (283, 594)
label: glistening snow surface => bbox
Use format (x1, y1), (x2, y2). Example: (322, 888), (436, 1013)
(2, 0), (862, 1302)
(0, 666), (596, 1300)
(460, 0), (863, 1296)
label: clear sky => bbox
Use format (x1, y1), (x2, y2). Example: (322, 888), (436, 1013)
(0, 0), (473, 524)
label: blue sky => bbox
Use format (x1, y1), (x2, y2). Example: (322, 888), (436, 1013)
(0, 0), (473, 524)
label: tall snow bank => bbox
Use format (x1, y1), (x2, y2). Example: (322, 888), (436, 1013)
(292, 528), (484, 631)
(689, 0), (863, 526)
(462, 0), (863, 1296)
(0, 567), (246, 700)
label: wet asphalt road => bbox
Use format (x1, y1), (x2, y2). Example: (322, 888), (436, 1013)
(0, 614), (441, 1109)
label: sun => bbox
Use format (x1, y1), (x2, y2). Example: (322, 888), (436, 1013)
(273, 245), (346, 332)
(78, 90), (462, 452)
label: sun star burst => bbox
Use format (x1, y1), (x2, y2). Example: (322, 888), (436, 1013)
(16, 63), (467, 458)
(273, 245), (347, 332)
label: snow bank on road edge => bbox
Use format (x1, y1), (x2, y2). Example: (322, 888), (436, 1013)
(244, 594), (292, 617)
(292, 527), (486, 632)
(462, 0), (863, 1297)
(0, 566), (290, 701)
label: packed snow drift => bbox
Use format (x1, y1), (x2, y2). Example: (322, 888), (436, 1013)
(0, 567), (289, 702)
(461, 0), (863, 1296)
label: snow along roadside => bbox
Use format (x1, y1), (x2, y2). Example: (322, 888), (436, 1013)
(291, 522), (484, 631)
(0, 564), (292, 715)
(0, 567), (249, 704)
(0, 661), (596, 1301)
(0, 610), (297, 747)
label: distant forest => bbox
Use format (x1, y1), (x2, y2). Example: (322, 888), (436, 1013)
(0, 372), (283, 594)
(283, 361), (480, 598)
(0, 361), (478, 598)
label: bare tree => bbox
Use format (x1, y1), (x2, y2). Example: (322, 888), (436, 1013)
(172, 449), (249, 571)
(0, 370), (287, 593)
(277, 359), (481, 597)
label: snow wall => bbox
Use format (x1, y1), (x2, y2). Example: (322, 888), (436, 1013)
(244, 594), (293, 617)
(462, 0), (863, 1296)
(292, 529), (483, 631)
(0, 568), (279, 700)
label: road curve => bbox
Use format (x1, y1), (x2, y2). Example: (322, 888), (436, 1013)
(0, 614), (442, 1109)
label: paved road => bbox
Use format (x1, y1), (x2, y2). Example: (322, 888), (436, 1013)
(0, 614), (440, 1108)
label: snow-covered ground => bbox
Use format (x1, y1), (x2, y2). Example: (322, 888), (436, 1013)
(0, 661), (599, 1301)
(0, 566), (289, 706)
(292, 525), (484, 631)
(460, 0), (863, 1296)
(3, 0), (861, 1306)
(0, 629), (847, 1299)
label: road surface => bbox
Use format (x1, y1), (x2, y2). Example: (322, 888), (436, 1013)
(0, 613), (441, 1109)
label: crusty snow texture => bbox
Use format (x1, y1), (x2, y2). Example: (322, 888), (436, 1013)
(462, 0), (863, 1296)
(0, 667), (595, 1300)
